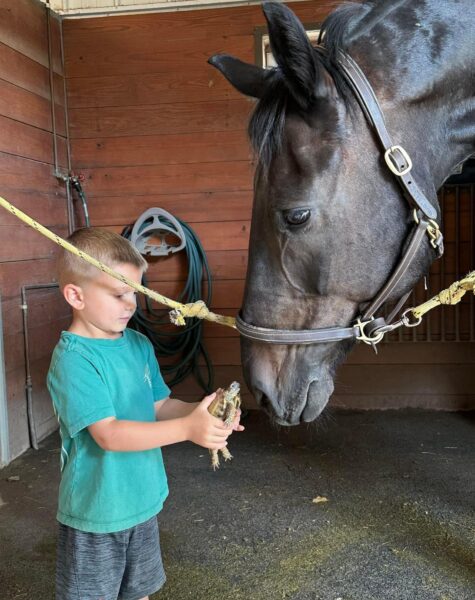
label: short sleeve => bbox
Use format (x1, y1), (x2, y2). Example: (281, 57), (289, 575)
(47, 351), (116, 438)
(146, 343), (171, 401)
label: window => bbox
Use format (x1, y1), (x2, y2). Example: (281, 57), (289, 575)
(254, 25), (321, 69)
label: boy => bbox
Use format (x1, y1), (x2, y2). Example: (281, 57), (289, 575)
(47, 227), (243, 600)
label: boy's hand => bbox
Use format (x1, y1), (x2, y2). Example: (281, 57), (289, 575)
(184, 393), (232, 450)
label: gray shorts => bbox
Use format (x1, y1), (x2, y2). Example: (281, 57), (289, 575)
(56, 516), (166, 600)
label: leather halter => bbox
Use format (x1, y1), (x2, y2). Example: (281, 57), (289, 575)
(236, 51), (444, 347)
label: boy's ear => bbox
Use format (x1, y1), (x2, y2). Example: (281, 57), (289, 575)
(63, 283), (85, 310)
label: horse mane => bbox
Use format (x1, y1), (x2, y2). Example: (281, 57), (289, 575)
(249, 1), (374, 171)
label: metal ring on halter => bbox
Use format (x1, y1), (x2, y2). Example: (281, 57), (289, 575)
(384, 145), (413, 176)
(355, 318), (385, 345)
(401, 308), (423, 328)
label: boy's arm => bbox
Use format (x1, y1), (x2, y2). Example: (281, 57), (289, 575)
(88, 393), (231, 452)
(155, 396), (245, 431)
(154, 397), (198, 420)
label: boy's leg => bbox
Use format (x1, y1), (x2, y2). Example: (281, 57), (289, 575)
(56, 523), (127, 600)
(119, 516), (166, 600)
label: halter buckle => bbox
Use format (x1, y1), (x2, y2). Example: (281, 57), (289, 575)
(384, 145), (413, 176)
(427, 219), (444, 254)
(413, 210), (444, 256)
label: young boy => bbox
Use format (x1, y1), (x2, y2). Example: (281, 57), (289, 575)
(47, 227), (243, 600)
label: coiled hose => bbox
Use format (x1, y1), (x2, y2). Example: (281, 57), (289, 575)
(122, 218), (214, 394)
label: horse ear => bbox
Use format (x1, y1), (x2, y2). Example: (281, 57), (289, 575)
(208, 54), (273, 99)
(263, 2), (330, 108)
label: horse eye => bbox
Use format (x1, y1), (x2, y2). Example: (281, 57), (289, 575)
(283, 208), (311, 227)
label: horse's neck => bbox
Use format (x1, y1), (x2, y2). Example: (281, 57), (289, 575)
(351, 0), (474, 188)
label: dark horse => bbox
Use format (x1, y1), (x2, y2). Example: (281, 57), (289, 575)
(209, 1), (474, 425)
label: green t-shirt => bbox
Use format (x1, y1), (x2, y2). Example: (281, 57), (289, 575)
(47, 328), (170, 533)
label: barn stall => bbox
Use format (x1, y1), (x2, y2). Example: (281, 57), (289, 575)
(0, 0), (473, 598)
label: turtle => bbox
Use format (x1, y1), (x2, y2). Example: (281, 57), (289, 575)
(207, 381), (241, 470)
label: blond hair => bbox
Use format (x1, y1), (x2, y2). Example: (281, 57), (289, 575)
(58, 227), (147, 288)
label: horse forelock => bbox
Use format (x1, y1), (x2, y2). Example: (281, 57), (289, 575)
(249, 1), (373, 172)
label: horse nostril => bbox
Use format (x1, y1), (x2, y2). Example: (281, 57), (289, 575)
(257, 392), (272, 413)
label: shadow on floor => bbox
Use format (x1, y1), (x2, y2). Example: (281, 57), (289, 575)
(0, 410), (474, 600)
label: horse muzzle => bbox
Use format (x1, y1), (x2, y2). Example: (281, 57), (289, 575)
(241, 339), (335, 425)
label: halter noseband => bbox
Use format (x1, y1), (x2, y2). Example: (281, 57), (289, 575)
(236, 51), (444, 349)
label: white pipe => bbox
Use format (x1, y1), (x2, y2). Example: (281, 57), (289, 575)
(0, 294), (10, 467)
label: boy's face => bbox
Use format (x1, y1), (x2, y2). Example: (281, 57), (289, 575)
(65, 263), (143, 339)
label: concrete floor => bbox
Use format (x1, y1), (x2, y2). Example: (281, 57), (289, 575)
(0, 410), (474, 600)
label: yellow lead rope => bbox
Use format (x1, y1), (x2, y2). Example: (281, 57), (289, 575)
(1, 195), (473, 336)
(0, 196), (236, 330)
(410, 270), (475, 320)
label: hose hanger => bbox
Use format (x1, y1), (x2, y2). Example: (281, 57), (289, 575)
(130, 208), (186, 257)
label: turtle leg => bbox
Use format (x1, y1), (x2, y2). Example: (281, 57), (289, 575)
(220, 447), (233, 462)
(209, 449), (220, 470)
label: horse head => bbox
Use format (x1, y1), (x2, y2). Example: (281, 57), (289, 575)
(209, 1), (474, 425)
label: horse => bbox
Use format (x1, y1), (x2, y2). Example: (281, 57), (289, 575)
(209, 1), (475, 426)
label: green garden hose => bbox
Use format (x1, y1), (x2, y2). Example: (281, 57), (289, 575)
(122, 215), (214, 394)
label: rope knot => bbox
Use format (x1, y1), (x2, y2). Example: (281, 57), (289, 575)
(437, 282), (465, 306)
(168, 300), (210, 326)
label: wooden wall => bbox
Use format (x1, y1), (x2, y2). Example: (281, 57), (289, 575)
(62, 1), (336, 407)
(62, 1), (475, 412)
(1, 1), (472, 464)
(0, 0), (70, 461)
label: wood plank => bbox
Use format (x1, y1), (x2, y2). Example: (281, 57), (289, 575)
(139, 279), (244, 310)
(70, 130), (251, 168)
(6, 357), (60, 453)
(6, 370), (30, 460)
(62, 2), (332, 76)
(0, 40), (66, 105)
(112, 220), (250, 252)
(76, 162), (253, 196)
(170, 365), (248, 396)
(0, 259), (60, 298)
(0, 190), (68, 230)
(1, 293), (67, 388)
(0, 41), (49, 98)
(0, 225), (67, 262)
(68, 98), (253, 139)
(0, 114), (67, 166)
(162, 339), (475, 368)
(330, 394), (475, 411)
(164, 337), (475, 372)
(145, 249), (248, 283)
(0, 152), (68, 196)
(85, 191), (252, 226)
(3, 332), (24, 375)
(345, 342), (475, 365)
(334, 364), (475, 396)
(0, 78), (51, 132)
(0, 0), (48, 68)
(0, 78), (66, 136)
(4, 315), (67, 374)
(67, 68), (247, 109)
(2, 288), (67, 336)
(65, 34), (254, 79)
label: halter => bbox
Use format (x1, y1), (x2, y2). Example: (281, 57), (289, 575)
(235, 51), (444, 349)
